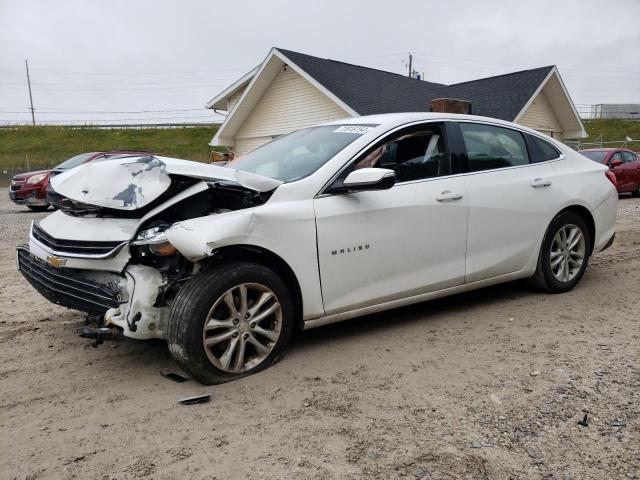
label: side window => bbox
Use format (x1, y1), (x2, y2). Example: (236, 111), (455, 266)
(353, 123), (448, 182)
(460, 123), (529, 172)
(610, 152), (623, 165)
(532, 136), (561, 161)
(621, 151), (637, 163)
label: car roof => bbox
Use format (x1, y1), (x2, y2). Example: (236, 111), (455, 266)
(321, 111), (550, 135)
(580, 148), (635, 153)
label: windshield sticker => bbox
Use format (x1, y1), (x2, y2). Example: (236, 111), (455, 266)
(333, 125), (373, 134)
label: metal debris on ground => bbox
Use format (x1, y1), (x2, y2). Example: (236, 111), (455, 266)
(578, 411), (589, 427)
(78, 326), (120, 347)
(178, 394), (210, 405)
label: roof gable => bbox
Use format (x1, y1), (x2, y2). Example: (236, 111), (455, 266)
(441, 66), (554, 121)
(277, 49), (556, 122)
(209, 48), (585, 145)
(277, 48), (446, 115)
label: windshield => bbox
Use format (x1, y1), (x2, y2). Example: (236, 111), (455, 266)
(228, 124), (378, 182)
(54, 152), (97, 170)
(580, 151), (608, 163)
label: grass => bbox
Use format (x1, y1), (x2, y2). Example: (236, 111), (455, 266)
(0, 124), (220, 172)
(1, 120), (637, 175)
(582, 119), (640, 151)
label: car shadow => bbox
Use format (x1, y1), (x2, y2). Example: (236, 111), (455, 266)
(292, 279), (530, 351)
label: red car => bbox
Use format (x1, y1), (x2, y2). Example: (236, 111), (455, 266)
(580, 148), (640, 196)
(9, 169), (52, 211)
(9, 151), (152, 211)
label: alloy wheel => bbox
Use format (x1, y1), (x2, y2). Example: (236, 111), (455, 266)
(202, 283), (282, 373)
(550, 224), (586, 283)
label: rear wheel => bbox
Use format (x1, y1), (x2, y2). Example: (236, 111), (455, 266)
(167, 262), (294, 384)
(531, 212), (591, 293)
(632, 184), (640, 197)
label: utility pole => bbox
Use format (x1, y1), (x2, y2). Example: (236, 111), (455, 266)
(25, 59), (35, 126)
(408, 53), (413, 78)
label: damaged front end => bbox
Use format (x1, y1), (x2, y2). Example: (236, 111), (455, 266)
(17, 155), (282, 340)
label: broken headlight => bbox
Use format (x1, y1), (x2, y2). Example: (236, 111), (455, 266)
(132, 227), (177, 257)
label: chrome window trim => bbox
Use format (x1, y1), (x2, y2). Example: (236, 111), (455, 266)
(316, 118), (565, 198)
(29, 221), (128, 259)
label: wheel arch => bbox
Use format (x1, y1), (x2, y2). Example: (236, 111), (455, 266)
(200, 245), (304, 330)
(556, 204), (596, 254)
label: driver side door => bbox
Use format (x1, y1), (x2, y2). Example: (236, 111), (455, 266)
(313, 122), (468, 315)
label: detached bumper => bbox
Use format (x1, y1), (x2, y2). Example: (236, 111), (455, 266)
(16, 245), (122, 314)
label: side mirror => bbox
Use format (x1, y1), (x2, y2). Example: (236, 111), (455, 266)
(339, 168), (396, 192)
(610, 159), (623, 168)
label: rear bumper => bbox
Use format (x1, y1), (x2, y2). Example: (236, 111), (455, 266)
(592, 188), (618, 254)
(599, 233), (615, 253)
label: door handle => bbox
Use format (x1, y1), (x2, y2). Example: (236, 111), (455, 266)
(531, 178), (552, 188)
(436, 190), (463, 202)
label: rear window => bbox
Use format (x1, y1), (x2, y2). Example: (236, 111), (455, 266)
(580, 151), (608, 163)
(532, 136), (561, 161)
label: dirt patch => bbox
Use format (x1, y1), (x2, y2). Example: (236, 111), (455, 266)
(0, 190), (638, 479)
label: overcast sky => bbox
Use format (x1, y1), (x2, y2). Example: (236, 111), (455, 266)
(1, 0), (638, 125)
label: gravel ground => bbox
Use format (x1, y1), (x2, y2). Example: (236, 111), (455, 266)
(0, 189), (638, 480)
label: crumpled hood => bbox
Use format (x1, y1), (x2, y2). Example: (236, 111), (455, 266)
(49, 155), (283, 211)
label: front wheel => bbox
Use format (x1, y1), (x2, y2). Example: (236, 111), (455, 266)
(27, 205), (49, 212)
(167, 262), (294, 384)
(530, 212), (591, 293)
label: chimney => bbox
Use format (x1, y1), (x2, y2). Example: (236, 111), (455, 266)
(430, 98), (472, 115)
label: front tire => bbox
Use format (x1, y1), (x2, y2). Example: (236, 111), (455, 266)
(531, 212), (591, 293)
(27, 205), (49, 212)
(167, 262), (294, 384)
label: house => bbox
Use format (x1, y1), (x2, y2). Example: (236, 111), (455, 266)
(207, 48), (585, 155)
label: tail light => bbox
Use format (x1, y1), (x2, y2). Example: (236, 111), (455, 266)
(605, 170), (617, 188)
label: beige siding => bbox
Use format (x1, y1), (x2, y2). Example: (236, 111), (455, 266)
(234, 136), (273, 155)
(518, 91), (562, 134)
(227, 90), (244, 112)
(234, 66), (350, 154)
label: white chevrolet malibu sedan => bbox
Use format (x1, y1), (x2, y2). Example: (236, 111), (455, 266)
(18, 113), (618, 384)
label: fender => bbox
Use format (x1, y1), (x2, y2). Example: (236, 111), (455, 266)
(164, 201), (325, 319)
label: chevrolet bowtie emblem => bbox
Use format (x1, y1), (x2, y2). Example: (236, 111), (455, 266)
(46, 255), (66, 267)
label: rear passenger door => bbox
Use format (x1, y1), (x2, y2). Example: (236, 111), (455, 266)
(455, 122), (564, 283)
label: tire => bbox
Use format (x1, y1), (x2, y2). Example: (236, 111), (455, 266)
(632, 184), (640, 197)
(167, 262), (294, 384)
(530, 211), (591, 293)
(27, 205), (49, 212)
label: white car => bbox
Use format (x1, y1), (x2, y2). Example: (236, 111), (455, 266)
(18, 113), (618, 384)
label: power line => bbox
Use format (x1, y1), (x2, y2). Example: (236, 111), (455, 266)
(0, 108), (208, 114)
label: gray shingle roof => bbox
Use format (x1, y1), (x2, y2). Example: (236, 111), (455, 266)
(277, 48), (554, 121)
